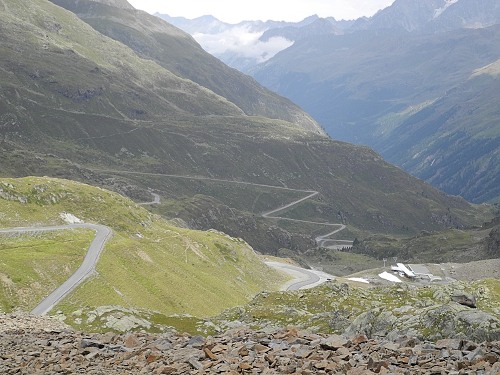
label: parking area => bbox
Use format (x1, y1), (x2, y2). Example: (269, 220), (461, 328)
(408, 264), (431, 275)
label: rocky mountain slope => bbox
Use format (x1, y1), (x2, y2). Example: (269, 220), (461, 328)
(0, 1), (497, 356)
(352, 0), (500, 33)
(0, 0), (494, 264)
(374, 59), (500, 204)
(161, 0), (500, 204)
(245, 0), (500, 204)
(0, 0), (495, 261)
(212, 276), (500, 342)
(1, 313), (499, 374)
(252, 26), (500, 203)
(351, 217), (500, 264)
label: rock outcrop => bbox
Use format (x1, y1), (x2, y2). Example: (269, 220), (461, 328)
(1, 314), (499, 374)
(451, 293), (477, 308)
(212, 279), (500, 344)
(344, 303), (499, 343)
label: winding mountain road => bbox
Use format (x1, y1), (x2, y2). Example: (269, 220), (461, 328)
(94, 169), (353, 249)
(0, 172), (349, 315)
(138, 191), (161, 205)
(264, 261), (333, 291)
(0, 224), (111, 315)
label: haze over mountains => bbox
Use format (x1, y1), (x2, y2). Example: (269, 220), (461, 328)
(155, 14), (351, 72)
(166, 0), (500, 204)
(1, 0), (493, 266)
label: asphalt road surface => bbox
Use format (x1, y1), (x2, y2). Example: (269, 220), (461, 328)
(95, 169), (353, 248)
(138, 191), (161, 205)
(0, 224), (111, 315)
(265, 261), (333, 291)
(1, 168), (344, 316)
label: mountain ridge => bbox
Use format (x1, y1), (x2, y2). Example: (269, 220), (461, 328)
(49, 0), (324, 134)
(251, 23), (500, 203)
(160, 0), (500, 203)
(0, 0), (498, 345)
(353, 0), (500, 33)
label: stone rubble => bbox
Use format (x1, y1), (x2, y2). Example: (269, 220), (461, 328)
(0, 314), (498, 374)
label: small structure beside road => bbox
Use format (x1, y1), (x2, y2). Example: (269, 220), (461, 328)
(390, 263), (416, 278)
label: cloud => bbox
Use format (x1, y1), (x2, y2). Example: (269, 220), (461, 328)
(130, 0), (396, 23)
(193, 26), (294, 63)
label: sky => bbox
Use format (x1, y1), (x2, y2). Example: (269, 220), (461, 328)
(127, 0), (396, 23)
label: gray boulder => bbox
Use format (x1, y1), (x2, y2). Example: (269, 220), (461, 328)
(451, 293), (477, 308)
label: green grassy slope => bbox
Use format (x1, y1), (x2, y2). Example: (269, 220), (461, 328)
(48, 0), (324, 134)
(0, 177), (286, 321)
(0, 229), (94, 311)
(0, 0), (244, 122)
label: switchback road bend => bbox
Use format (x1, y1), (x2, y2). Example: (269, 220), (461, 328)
(94, 169), (353, 249)
(0, 224), (111, 316)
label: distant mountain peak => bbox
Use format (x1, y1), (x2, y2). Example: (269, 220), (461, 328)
(302, 14), (320, 22)
(433, 0), (459, 18)
(353, 0), (500, 33)
(196, 15), (221, 22)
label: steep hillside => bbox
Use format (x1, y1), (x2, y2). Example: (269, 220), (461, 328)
(88, 0), (133, 10)
(353, 0), (500, 33)
(48, 0), (323, 134)
(252, 24), (500, 203)
(0, 0), (245, 121)
(153, 0), (499, 205)
(0, 0), (492, 264)
(377, 60), (500, 203)
(0, 177), (286, 328)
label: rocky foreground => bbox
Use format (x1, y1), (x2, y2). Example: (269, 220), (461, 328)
(1, 314), (499, 374)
